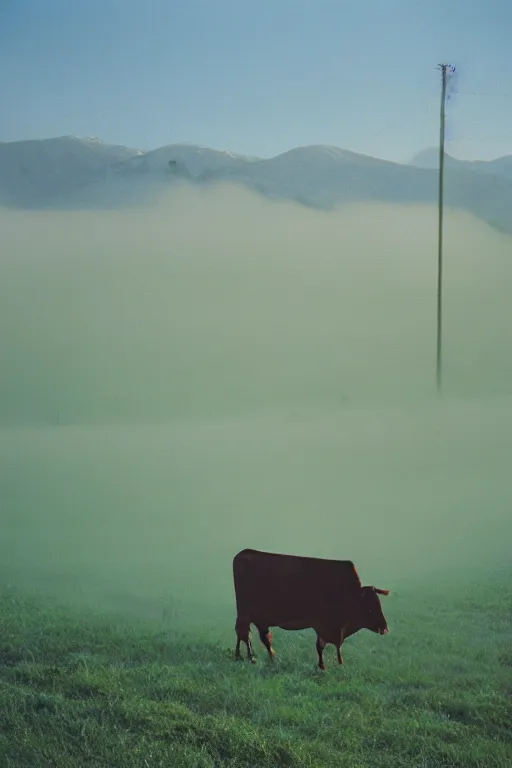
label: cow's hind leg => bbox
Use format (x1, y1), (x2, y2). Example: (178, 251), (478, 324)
(257, 626), (276, 661)
(336, 629), (346, 665)
(316, 635), (326, 671)
(235, 617), (256, 663)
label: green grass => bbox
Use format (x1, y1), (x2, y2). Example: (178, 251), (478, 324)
(0, 582), (511, 767)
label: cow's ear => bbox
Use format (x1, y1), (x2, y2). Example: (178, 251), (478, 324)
(374, 588), (390, 596)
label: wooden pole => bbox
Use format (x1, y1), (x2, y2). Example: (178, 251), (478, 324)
(436, 64), (449, 394)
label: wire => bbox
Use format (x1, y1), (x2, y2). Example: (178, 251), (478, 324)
(454, 90), (512, 99)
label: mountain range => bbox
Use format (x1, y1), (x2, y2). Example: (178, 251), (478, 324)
(1, 136), (511, 234)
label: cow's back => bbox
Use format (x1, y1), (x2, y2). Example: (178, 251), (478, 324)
(233, 549), (361, 626)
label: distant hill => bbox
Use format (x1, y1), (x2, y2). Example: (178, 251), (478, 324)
(1, 136), (511, 234)
(410, 147), (512, 182)
(121, 142), (260, 177)
(0, 136), (144, 208)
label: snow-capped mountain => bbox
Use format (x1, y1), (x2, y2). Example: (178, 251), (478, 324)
(204, 145), (437, 208)
(200, 145), (512, 233)
(120, 143), (259, 177)
(1, 136), (511, 234)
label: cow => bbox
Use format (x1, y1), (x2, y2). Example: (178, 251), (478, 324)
(233, 548), (389, 669)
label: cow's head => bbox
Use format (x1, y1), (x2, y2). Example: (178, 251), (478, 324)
(358, 585), (390, 634)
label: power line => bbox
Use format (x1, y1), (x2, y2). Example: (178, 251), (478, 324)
(455, 90), (512, 99)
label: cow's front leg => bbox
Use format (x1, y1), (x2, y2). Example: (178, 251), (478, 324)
(316, 635), (326, 670)
(235, 617), (256, 663)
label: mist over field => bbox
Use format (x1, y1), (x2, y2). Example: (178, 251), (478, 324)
(1, 184), (511, 622)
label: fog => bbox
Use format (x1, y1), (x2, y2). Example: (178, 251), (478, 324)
(1, 185), (511, 622)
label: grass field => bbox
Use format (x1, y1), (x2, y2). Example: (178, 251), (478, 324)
(1, 577), (511, 767)
(1, 403), (511, 766)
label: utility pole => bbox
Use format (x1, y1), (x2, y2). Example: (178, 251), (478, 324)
(436, 63), (454, 394)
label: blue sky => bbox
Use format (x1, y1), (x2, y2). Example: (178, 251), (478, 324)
(1, 0), (511, 161)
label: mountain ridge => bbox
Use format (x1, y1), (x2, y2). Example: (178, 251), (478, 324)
(410, 147), (512, 181)
(1, 136), (511, 234)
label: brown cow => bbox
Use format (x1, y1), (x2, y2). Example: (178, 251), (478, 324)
(233, 548), (389, 669)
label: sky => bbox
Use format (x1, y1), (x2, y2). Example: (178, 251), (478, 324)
(1, 0), (511, 162)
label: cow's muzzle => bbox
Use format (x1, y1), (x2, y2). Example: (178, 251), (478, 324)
(379, 628), (389, 635)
